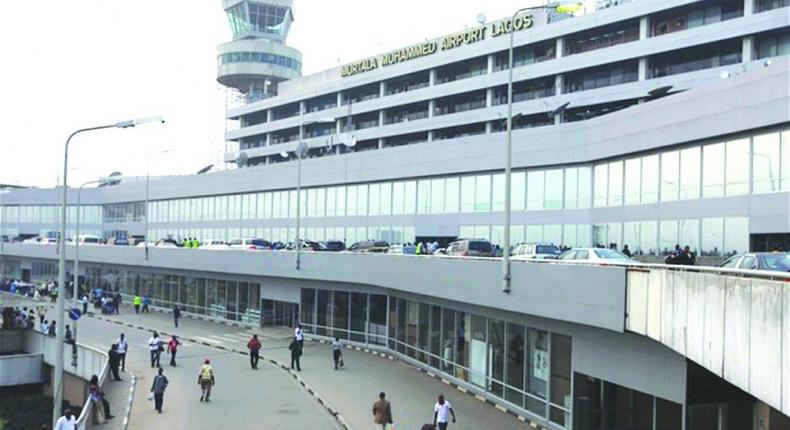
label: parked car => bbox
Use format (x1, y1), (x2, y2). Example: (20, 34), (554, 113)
(200, 240), (228, 250)
(318, 240), (346, 252)
(347, 240), (390, 253)
(76, 234), (102, 246)
(557, 247), (637, 264)
(285, 240), (322, 251)
(107, 236), (130, 246)
(445, 239), (494, 257)
(511, 243), (561, 261)
(228, 238), (271, 250)
(718, 252), (790, 272)
(155, 238), (179, 248)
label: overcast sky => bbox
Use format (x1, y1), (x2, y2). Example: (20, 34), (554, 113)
(0, 0), (594, 188)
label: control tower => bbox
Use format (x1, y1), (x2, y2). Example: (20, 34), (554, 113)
(217, 0), (302, 103)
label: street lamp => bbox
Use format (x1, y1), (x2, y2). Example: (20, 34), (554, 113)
(145, 149), (175, 260)
(54, 116), (163, 426)
(502, 2), (581, 294)
(281, 118), (354, 269)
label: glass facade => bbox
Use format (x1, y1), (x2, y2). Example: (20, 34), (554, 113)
(218, 52), (301, 72)
(300, 287), (574, 427)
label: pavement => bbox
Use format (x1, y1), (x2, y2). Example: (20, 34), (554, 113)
(2, 294), (528, 429)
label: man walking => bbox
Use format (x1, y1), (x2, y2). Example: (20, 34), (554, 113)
(116, 334), (128, 372)
(294, 324), (304, 349)
(148, 331), (162, 368)
(289, 338), (302, 371)
(142, 294), (150, 313)
(247, 334), (262, 370)
(332, 337), (343, 370)
(433, 394), (457, 430)
(372, 392), (393, 430)
(198, 359), (215, 402)
(108, 344), (121, 381)
(150, 367), (169, 413)
(133, 294), (141, 314)
(81, 294), (89, 315)
(54, 408), (76, 430)
(172, 304), (181, 327)
(167, 335), (182, 367)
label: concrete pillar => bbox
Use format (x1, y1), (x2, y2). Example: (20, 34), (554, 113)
(428, 131), (433, 142)
(744, 0), (755, 16)
(429, 69), (436, 86)
(380, 81), (386, 98)
(556, 37), (565, 59)
(299, 101), (305, 115)
(638, 57), (649, 81)
(555, 74), (564, 96)
(379, 110), (385, 127)
(378, 138), (384, 149)
(428, 100), (436, 118)
(336, 92), (343, 107)
(486, 88), (493, 107)
(742, 36), (754, 62)
(487, 54), (495, 74)
(639, 15), (650, 39)
(265, 133), (271, 147)
(266, 109), (272, 122)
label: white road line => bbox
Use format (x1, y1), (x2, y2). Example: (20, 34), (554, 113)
(193, 336), (224, 344)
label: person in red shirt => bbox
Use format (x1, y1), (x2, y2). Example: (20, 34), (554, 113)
(167, 335), (182, 367)
(247, 334), (262, 370)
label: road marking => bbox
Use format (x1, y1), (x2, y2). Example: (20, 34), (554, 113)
(193, 336), (223, 345)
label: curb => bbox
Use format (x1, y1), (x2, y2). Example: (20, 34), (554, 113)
(122, 371), (136, 430)
(89, 314), (352, 430)
(308, 337), (545, 429)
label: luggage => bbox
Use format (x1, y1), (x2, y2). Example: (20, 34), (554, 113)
(421, 425), (436, 430)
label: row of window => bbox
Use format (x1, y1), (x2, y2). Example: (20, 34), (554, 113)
(0, 205), (101, 225)
(218, 51), (302, 72)
(300, 288), (573, 427)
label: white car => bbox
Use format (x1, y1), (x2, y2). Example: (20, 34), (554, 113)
(511, 243), (561, 261)
(75, 234), (102, 245)
(228, 238), (270, 250)
(201, 240), (229, 250)
(557, 247), (638, 265)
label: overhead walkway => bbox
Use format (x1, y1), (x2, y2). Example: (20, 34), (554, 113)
(626, 265), (789, 416)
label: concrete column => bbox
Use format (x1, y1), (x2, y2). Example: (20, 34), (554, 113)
(266, 109), (272, 122)
(265, 133), (271, 147)
(742, 36), (754, 62)
(428, 100), (436, 118)
(379, 81), (386, 98)
(556, 37), (565, 59)
(336, 92), (342, 106)
(299, 101), (305, 115)
(639, 15), (650, 39)
(485, 121), (492, 134)
(487, 54), (495, 74)
(744, 0), (755, 16)
(378, 138), (384, 149)
(428, 131), (433, 142)
(486, 88), (493, 107)
(379, 110), (385, 127)
(555, 74), (564, 96)
(429, 69), (436, 86)
(638, 57), (649, 81)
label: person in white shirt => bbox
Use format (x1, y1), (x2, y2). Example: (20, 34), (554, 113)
(433, 394), (456, 430)
(331, 337), (343, 370)
(116, 333), (128, 372)
(81, 294), (89, 315)
(54, 408), (76, 430)
(40, 320), (49, 334)
(294, 324), (304, 350)
(148, 332), (162, 368)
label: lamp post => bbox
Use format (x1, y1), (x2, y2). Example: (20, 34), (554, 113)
(54, 116), (163, 427)
(502, 2), (581, 294)
(145, 149), (174, 260)
(282, 118), (352, 269)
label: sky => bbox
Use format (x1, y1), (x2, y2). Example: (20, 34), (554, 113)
(0, 0), (595, 188)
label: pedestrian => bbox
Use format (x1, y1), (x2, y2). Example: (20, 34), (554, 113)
(133, 294), (142, 314)
(294, 324), (304, 349)
(113, 293), (121, 315)
(108, 344), (122, 381)
(142, 294), (151, 313)
(682, 245), (696, 266)
(433, 394), (457, 430)
(48, 320), (56, 337)
(289, 338), (302, 371)
(172, 304), (181, 328)
(621, 244), (632, 258)
(372, 392), (393, 430)
(81, 294), (89, 315)
(148, 331), (162, 368)
(247, 334), (262, 370)
(167, 335), (182, 367)
(65, 324), (73, 344)
(332, 337), (344, 370)
(198, 359), (215, 402)
(38, 307), (46, 324)
(149, 367), (169, 413)
(40, 319), (49, 335)
(116, 334), (128, 372)
(89, 374), (113, 423)
(54, 408), (76, 430)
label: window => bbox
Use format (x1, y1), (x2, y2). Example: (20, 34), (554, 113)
(565, 20), (639, 55)
(679, 147), (701, 200)
(703, 143), (725, 198)
(641, 154), (659, 204)
(661, 151), (680, 201)
(756, 31), (790, 59)
(650, 39), (742, 78)
(726, 139), (750, 196)
(752, 132), (785, 193)
(564, 60), (638, 93)
(594, 164), (608, 207)
(624, 157), (641, 205)
(550, 334), (572, 428)
(494, 40), (556, 70)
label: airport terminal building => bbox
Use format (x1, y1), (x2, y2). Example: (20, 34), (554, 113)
(1, 1), (789, 429)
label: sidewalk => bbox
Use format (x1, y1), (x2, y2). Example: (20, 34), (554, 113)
(92, 305), (528, 430)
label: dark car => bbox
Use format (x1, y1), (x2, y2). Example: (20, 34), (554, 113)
(347, 240), (390, 253)
(319, 240), (346, 252)
(108, 236), (130, 246)
(718, 252), (790, 272)
(445, 239), (494, 257)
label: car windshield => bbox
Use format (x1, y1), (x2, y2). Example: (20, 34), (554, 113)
(251, 239), (269, 247)
(536, 245), (559, 254)
(593, 249), (631, 260)
(760, 253), (790, 270)
(469, 241), (492, 252)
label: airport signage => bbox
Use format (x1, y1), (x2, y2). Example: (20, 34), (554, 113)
(341, 14), (534, 78)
